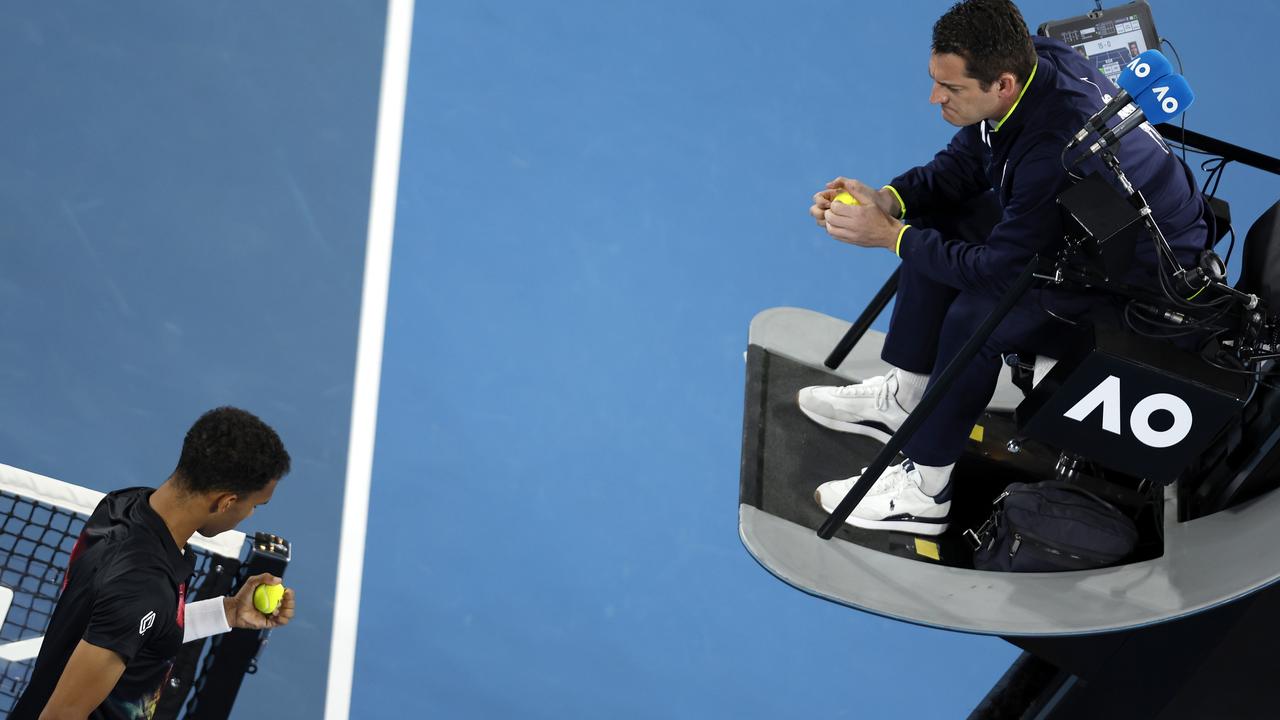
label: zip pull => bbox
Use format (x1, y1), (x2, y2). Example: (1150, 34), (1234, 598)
(992, 491), (1010, 506)
(1010, 533), (1022, 558)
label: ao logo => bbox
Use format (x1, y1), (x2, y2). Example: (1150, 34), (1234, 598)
(1127, 55), (1152, 78)
(1149, 84), (1180, 114)
(1126, 56), (1181, 114)
(1063, 375), (1193, 448)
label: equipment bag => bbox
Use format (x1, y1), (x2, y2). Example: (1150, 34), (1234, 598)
(967, 481), (1139, 572)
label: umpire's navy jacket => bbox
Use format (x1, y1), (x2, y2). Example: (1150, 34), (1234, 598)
(888, 36), (1207, 294)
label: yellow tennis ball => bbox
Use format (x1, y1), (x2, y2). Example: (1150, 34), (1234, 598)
(833, 191), (860, 206)
(253, 583), (286, 614)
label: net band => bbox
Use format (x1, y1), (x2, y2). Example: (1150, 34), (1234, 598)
(0, 463), (246, 559)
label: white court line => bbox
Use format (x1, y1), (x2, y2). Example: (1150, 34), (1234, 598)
(324, 1), (415, 718)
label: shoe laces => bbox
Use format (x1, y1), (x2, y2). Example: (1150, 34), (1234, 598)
(832, 370), (896, 411)
(867, 462), (918, 496)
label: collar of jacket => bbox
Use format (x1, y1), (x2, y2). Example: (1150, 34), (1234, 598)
(987, 60), (1039, 136)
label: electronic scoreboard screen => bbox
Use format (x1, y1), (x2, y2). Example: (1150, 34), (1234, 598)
(1038, 1), (1161, 85)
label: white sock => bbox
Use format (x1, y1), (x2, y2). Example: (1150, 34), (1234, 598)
(914, 461), (954, 496)
(892, 368), (931, 412)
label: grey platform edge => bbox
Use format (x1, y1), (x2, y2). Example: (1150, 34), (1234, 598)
(740, 307), (1280, 636)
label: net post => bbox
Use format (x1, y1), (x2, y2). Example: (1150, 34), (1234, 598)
(824, 268), (901, 369)
(817, 258), (1041, 539)
(153, 556), (243, 720)
(185, 533), (292, 720)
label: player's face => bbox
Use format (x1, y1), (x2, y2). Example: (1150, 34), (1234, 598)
(928, 53), (1001, 127)
(198, 478), (279, 537)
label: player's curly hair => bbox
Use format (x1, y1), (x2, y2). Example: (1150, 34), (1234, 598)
(933, 0), (1036, 89)
(174, 407), (291, 495)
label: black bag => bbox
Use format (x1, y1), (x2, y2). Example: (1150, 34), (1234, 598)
(967, 481), (1139, 572)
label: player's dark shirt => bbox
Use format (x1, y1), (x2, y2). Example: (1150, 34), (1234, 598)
(11, 488), (194, 720)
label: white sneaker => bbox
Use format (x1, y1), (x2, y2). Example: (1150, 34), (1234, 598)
(814, 460), (951, 536)
(797, 370), (910, 442)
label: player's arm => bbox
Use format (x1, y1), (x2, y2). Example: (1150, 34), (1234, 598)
(36, 640), (126, 720)
(182, 573), (295, 643)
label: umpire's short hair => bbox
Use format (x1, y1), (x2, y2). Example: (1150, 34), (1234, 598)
(933, 0), (1037, 89)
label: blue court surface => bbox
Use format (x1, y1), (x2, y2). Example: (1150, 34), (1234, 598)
(3, 1), (1278, 718)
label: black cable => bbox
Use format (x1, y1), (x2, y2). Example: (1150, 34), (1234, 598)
(1200, 158), (1217, 193)
(1161, 37), (1186, 75)
(1202, 355), (1280, 391)
(1112, 161), (1217, 309)
(1196, 156), (1239, 269)
(1130, 191), (1199, 305)
(1123, 300), (1232, 339)
(1038, 290), (1082, 327)
(1061, 144), (1084, 180)
(1201, 157), (1232, 197)
(1200, 340), (1280, 388)
(1180, 113), (1187, 164)
(1161, 37), (1187, 163)
(1146, 223), (1235, 311)
(1131, 318), (1203, 341)
(1244, 370), (1263, 406)
(1153, 249), (1219, 311)
(1209, 160), (1230, 198)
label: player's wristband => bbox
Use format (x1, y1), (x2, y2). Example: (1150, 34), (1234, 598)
(183, 597), (233, 643)
(895, 224), (911, 257)
(881, 185), (906, 220)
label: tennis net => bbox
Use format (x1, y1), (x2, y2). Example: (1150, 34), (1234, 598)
(0, 463), (257, 719)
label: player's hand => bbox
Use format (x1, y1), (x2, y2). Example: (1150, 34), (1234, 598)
(226, 573), (296, 630)
(822, 179), (903, 251)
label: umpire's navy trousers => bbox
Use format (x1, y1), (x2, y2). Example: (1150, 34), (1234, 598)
(880, 194), (1103, 467)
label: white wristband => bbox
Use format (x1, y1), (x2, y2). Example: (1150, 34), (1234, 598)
(183, 597), (233, 643)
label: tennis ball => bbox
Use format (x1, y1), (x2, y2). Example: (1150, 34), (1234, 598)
(833, 191), (860, 206)
(253, 583), (286, 614)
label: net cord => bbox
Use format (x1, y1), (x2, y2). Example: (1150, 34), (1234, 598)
(0, 463), (245, 559)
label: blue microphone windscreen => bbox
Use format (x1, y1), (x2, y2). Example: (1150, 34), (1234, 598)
(1116, 50), (1174, 95)
(1133, 73), (1195, 122)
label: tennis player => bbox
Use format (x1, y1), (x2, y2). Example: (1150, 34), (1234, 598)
(12, 407), (296, 720)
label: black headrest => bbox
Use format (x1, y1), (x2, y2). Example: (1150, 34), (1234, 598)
(1237, 201), (1280, 310)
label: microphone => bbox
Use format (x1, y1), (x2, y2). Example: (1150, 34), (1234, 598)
(1071, 73), (1195, 166)
(1067, 50), (1174, 149)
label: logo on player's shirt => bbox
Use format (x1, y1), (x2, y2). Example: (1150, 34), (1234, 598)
(139, 611), (156, 635)
(177, 583), (186, 628)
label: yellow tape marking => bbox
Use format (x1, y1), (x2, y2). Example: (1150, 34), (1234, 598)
(914, 538), (941, 561)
